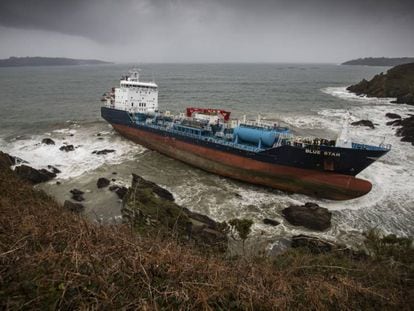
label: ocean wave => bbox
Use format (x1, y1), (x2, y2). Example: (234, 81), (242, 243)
(0, 122), (145, 180)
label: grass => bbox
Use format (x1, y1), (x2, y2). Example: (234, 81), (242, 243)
(0, 167), (413, 310)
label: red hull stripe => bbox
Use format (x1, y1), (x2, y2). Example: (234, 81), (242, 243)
(112, 124), (372, 200)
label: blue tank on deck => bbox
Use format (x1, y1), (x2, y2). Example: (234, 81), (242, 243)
(233, 125), (290, 147)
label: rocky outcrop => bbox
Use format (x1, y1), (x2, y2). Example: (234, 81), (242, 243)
(263, 218), (280, 226)
(386, 115), (414, 145)
(0, 151), (15, 172)
(59, 145), (74, 152)
(15, 165), (56, 184)
(347, 63), (414, 105)
(63, 200), (84, 213)
(122, 174), (227, 252)
(70, 189), (85, 202)
(92, 149), (115, 155)
(351, 120), (375, 129)
(109, 185), (128, 199)
(385, 113), (401, 119)
(41, 138), (55, 145)
(282, 202), (332, 231)
(97, 177), (110, 188)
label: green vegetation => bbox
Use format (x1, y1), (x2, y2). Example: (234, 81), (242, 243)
(0, 166), (413, 309)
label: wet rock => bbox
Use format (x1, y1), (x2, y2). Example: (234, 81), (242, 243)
(15, 165), (56, 184)
(56, 181), (61, 185)
(47, 165), (61, 174)
(70, 188), (85, 202)
(63, 200), (84, 213)
(97, 177), (110, 188)
(282, 202), (331, 231)
(92, 149), (115, 155)
(41, 138), (55, 145)
(395, 115), (414, 145)
(385, 113), (401, 119)
(263, 218), (280, 226)
(111, 178), (116, 182)
(132, 174), (174, 201)
(0, 151), (15, 172)
(112, 172), (117, 175)
(386, 119), (402, 126)
(351, 119), (375, 129)
(291, 235), (336, 254)
(59, 145), (74, 152)
(109, 185), (128, 199)
(122, 174), (227, 252)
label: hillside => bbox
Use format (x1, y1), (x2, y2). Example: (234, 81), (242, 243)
(347, 62), (414, 105)
(0, 56), (111, 67)
(342, 57), (414, 66)
(0, 152), (413, 309)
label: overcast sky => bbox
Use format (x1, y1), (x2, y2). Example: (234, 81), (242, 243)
(0, 0), (413, 63)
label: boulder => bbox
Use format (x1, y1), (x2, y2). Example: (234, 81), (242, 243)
(70, 188), (85, 202)
(109, 185), (128, 199)
(351, 120), (375, 129)
(386, 119), (402, 126)
(15, 165), (56, 184)
(63, 200), (84, 213)
(282, 202), (332, 231)
(263, 218), (280, 226)
(41, 138), (55, 145)
(97, 177), (110, 188)
(385, 113), (401, 119)
(92, 149), (115, 155)
(59, 145), (74, 152)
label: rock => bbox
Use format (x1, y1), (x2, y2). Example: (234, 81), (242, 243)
(111, 178), (116, 182)
(396, 115), (414, 144)
(15, 165), (56, 184)
(385, 113), (401, 119)
(122, 174), (227, 252)
(63, 200), (84, 213)
(70, 188), (85, 202)
(351, 119), (375, 129)
(282, 202), (332, 231)
(291, 235), (336, 254)
(112, 172), (117, 175)
(109, 185), (128, 199)
(386, 119), (402, 126)
(347, 63), (414, 105)
(263, 218), (280, 226)
(0, 151), (15, 172)
(47, 165), (61, 174)
(41, 138), (55, 145)
(131, 174), (174, 201)
(97, 177), (110, 188)
(92, 149), (115, 155)
(59, 145), (74, 152)
(56, 181), (61, 185)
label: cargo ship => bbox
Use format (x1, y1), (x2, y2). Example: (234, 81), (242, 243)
(101, 69), (391, 200)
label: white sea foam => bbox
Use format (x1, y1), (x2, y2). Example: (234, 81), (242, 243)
(0, 123), (144, 179)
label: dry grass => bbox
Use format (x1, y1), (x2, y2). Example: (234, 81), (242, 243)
(0, 168), (413, 310)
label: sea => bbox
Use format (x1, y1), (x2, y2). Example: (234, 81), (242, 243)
(1, 63), (413, 248)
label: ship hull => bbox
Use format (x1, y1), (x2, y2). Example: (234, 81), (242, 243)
(109, 122), (372, 201)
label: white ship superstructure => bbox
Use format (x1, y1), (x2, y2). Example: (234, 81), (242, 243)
(103, 69), (158, 113)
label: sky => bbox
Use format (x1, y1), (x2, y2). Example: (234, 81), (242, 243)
(0, 0), (413, 63)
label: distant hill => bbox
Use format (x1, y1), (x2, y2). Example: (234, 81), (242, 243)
(347, 62), (414, 105)
(342, 57), (414, 66)
(0, 56), (112, 67)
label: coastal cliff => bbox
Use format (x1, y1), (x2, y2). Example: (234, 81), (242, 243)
(347, 62), (414, 105)
(0, 151), (412, 309)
